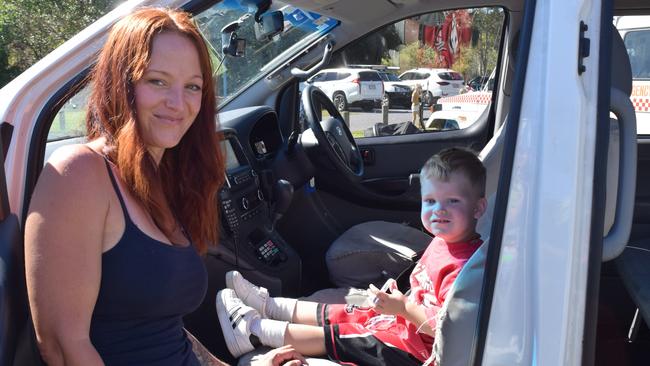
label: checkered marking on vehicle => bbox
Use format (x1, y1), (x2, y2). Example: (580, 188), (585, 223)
(438, 92), (492, 105)
(632, 96), (650, 112)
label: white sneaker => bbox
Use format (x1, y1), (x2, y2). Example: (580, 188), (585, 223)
(216, 288), (260, 358)
(225, 270), (269, 318)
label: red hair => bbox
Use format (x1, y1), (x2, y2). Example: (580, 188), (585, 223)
(86, 7), (224, 254)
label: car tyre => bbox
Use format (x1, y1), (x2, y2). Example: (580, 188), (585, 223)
(333, 92), (348, 111)
(361, 102), (375, 112)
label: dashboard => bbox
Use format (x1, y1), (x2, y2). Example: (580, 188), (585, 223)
(214, 108), (304, 297)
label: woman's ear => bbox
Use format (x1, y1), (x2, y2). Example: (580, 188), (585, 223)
(474, 197), (487, 219)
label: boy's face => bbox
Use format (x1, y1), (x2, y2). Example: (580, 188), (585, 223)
(420, 172), (487, 243)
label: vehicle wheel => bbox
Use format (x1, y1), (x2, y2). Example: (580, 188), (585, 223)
(333, 92), (347, 111)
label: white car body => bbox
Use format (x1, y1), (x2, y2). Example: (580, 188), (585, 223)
(428, 69), (495, 128)
(616, 15), (650, 134)
(306, 67), (383, 110)
(398, 67), (465, 102)
(0, 0), (643, 365)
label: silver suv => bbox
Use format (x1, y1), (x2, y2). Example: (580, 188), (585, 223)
(306, 67), (384, 111)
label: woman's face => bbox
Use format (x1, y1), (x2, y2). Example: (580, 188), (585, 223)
(134, 32), (203, 163)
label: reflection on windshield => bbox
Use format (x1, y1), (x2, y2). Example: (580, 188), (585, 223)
(194, 0), (338, 107)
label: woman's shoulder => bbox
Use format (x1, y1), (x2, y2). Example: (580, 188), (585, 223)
(40, 142), (110, 194)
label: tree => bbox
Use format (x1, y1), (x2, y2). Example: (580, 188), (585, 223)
(0, 0), (118, 88)
(467, 7), (503, 76)
(397, 41), (438, 70)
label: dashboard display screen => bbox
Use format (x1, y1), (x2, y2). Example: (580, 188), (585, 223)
(222, 139), (240, 171)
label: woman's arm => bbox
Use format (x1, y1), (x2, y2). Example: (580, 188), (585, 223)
(186, 330), (230, 366)
(25, 146), (109, 366)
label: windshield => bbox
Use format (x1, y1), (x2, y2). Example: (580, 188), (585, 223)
(380, 72), (400, 82)
(194, 1), (338, 106)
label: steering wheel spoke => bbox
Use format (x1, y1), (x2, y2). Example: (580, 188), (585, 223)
(301, 86), (364, 182)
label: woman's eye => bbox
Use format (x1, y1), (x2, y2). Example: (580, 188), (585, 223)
(425, 199), (436, 204)
(148, 79), (165, 86)
(187, 84), (202, 92)
(449, 199), (460, 204)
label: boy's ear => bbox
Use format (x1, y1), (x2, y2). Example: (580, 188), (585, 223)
(474, 197), (488, 219)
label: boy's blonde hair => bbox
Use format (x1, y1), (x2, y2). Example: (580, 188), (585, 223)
(420, 147), (486, 197)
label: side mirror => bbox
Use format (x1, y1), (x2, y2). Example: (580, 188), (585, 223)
(255, 10), (284, 40)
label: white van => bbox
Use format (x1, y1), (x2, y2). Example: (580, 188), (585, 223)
(616, 15), (650, 134)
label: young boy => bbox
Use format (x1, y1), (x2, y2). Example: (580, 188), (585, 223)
(216, 147), (487, 365)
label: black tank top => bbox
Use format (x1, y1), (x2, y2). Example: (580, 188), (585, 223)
(89, 159), (207, 365)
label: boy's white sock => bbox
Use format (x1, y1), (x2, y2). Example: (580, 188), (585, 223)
(250, 318), (288, 348)
(266, 297), (297, 322)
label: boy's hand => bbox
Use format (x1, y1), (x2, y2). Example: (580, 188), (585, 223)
(369, 283), (407, 316)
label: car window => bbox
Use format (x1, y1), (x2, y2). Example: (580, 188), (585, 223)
(400, 72), (415, 80)
(438, 72), (464, 81)
(359, 71), (381, 81)
(625, 29), (650, 79)
(619, 17), (650, 135)
(336, 72), (351, 80)
(49, 85), (90, 141)
(309, 73), (325, 82)
(321, 7), (504, 139)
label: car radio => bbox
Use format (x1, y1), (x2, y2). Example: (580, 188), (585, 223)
(218, 133), (288, 267)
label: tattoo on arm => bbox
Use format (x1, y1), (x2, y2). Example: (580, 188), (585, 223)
(185, 329), (230, 366)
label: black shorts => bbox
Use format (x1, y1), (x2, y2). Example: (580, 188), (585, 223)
(318, 304), (422, 366)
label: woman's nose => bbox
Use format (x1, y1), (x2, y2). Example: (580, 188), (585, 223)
(165, 87), (183, 110)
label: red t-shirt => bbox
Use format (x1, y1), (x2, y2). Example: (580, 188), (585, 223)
(408, 236), (483, 330)
(325, 236), (482, 362)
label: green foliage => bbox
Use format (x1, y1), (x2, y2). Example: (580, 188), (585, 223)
(398, 41), (438, 70)
(0, 0), (117, 88)
(461, 7), (503, 78)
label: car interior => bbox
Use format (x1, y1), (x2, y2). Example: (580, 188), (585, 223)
(2, 0), (650, 365)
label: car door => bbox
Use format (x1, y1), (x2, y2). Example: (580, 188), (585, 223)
(0, 123), (32, 365)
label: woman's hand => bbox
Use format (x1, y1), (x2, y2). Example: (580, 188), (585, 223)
(369, 283), (407, 316)
(252, 345), (307, 366)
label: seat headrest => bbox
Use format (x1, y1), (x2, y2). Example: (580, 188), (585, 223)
(611, 25), (632, 95)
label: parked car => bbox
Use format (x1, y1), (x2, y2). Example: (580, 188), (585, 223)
(305, 67), (383, 111)
(398, 68), (464, 105)
(377, 70), (411, 109)
(2, 1), (650, 366)
(339, 64), (412, 109)
(466, 75), (490, 91)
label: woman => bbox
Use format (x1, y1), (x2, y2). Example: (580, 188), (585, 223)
(25, 8), (303, 366)
(411, 84), (423, 129)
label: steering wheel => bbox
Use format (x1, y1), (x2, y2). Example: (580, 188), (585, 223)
(301, 85), (364, 182)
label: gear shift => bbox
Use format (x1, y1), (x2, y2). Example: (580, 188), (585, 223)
(269, 179), (293, 232)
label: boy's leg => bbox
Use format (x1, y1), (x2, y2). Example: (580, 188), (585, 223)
(227, 270), (322, 325)
(293, 300), (319, 325)
(217, 288), (327, 357)
(227, 271), (298, 321)
(284, 324), (326, 355)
